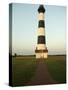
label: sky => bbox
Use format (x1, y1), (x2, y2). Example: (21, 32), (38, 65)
(11, 3), (66, 55)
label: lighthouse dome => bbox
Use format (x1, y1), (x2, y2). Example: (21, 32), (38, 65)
(38, 5), (45, 13)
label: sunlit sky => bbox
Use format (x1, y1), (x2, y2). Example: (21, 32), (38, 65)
(11, 3), (66, 55)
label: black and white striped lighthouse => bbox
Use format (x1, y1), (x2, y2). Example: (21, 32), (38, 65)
(35, 5), (48, 59)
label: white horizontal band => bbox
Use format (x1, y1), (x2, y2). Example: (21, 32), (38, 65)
(38, 13), (44, 20)
(37, 28), (45, 36)
(37, 44), (46, 50)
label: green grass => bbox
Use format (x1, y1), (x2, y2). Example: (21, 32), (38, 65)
(45, 55), (66, 83)
(12, 55), (66, 86)
(12, 56), (37, 86)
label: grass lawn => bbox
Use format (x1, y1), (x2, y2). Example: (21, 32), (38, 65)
(12, 56), (37, 86)
(12, 55), (66, 86)
(45, 55), (66, 83)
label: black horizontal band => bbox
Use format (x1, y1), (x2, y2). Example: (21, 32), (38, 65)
(35, 49), (48, 53)
(37, 36), (45, 44)
(38, 20), (45, 27)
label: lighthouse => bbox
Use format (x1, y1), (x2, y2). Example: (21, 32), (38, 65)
(35, 5), (48, 59)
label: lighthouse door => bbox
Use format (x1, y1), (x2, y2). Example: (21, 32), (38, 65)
(41, 53), (44, 58)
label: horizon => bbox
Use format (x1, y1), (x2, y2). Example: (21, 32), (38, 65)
(10, 3), (66, 55)
(12, 54), (66, 56)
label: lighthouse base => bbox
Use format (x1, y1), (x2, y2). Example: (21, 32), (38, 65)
(35, 49), (48, 59)
(36, 52), (48, 59)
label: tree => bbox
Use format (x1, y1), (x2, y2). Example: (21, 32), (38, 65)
(14, 53), (17, 57)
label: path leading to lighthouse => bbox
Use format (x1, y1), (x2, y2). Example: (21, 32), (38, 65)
(27, 59), (57, 85)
